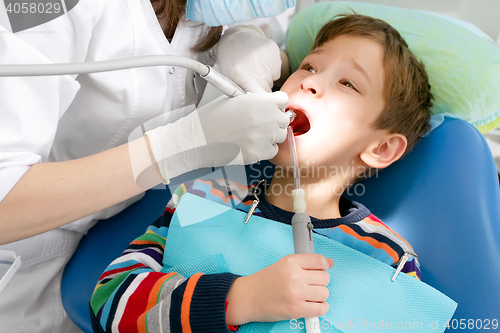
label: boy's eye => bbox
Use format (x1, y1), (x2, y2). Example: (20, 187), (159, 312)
(301, 63), (316, 74)
(340, 79), (359, 92)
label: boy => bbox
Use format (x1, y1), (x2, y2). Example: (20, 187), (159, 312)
(90, 14), (432, 332)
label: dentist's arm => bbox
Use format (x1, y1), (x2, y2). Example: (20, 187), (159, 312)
(145, 92), (289, 184)
(0, 137), (161, 245)
(0, 92), (289, 245)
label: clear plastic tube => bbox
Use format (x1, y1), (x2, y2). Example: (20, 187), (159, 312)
(287, 126), (301, 190)
(286, 110), (300, 190)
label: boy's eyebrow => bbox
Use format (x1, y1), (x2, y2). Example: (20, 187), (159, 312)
(349, 58), (371, 86)
(311, 47), (371, 86)
(310, 48), (324, 55)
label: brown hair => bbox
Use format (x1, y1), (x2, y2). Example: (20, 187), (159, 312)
(151, 0), (223, 52)
(313, 14), (433, 155)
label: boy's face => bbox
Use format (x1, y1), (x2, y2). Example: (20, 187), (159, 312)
(271, 35), (387, 171)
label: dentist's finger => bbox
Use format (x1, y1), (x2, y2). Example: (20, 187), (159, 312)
(274, 127), (288, 144)
(271, 91), (289, 110)
(244, 82), (272, 94)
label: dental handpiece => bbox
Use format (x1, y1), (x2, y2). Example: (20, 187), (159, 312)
(0, 55), (245, 98)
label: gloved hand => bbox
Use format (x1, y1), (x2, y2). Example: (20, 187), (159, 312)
(216, 25), (282, 94)
(145, 92), (289, 184)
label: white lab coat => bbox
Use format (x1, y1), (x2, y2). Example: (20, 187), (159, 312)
(0, 0), (214, 331)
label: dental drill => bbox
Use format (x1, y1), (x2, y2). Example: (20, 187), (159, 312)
(286, 111), (322, 333)
(0, 55), (245, 98)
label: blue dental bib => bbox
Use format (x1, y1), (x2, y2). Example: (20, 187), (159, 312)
(162, 193), (457, 332)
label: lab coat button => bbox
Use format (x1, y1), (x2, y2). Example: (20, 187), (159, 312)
(169, 67), (175, 74)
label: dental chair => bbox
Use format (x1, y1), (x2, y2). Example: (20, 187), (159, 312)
(61, 187), (171, 333)
(61, 117), (500, 332)
(343, 117), (500, 329)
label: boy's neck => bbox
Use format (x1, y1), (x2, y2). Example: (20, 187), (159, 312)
(265, 168), (348, 219)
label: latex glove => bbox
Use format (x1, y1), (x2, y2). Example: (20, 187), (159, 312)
(216, 25), (282, 94)
(226, 254), (334, 326)
(145, 91), (289, 184)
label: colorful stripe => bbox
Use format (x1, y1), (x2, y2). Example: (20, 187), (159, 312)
(337, 224), (400, 264)
(137, 273), (177, 332)
(193, 179), (249, 207)
(180, 273), (203, 333)
(363, 214), (413, 250)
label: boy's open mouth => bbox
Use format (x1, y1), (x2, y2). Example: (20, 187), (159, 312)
(286, 107), (311, 136)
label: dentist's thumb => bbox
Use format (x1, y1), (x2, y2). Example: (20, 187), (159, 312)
(266, 91), (291, 132)
(270, 91), (289, 111)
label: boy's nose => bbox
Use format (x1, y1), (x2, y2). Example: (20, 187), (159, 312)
(300, 77), (323, 97)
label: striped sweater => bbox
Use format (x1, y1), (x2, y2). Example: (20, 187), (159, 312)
(90, 178), (421, 333)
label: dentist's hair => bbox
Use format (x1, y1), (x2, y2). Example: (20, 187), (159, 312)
(313, 14), (433, 155)
(151, 0), (222, 52)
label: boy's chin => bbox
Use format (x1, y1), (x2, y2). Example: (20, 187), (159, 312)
(269, 151), (292, 168)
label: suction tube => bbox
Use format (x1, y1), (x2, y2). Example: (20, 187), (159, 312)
(0, 55), (245, 98)
(286, 121), (301, 190)
(291, 191), (321, 333)
(286, 111), (321, 333)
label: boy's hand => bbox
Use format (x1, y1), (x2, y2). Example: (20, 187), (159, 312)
(226, 254), (334, 326)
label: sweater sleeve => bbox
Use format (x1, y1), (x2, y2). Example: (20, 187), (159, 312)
(90, 199), (240, 333)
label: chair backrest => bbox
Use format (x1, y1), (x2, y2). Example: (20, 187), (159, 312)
(61, 117), (500, 332)
(344, 117), (500, 326)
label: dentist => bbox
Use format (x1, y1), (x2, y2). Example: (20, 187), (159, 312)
(0, 0), (294, 332)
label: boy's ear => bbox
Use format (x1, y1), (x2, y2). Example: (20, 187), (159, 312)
(360, 134), (407, 169)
